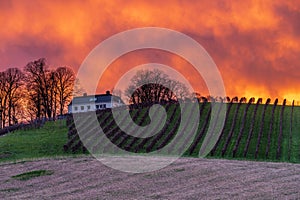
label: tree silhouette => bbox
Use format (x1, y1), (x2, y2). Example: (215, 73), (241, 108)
(55, 66), (75, 116)
(0, 68), (24, 127)
(125, 69), (190, 105)
(24, 58), (74, 119)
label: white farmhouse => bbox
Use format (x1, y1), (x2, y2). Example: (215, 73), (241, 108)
(68, 91), (124, 113)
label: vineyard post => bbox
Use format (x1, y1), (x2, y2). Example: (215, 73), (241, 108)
(232, 97), (254, 157)
(221, 98), (243, 157)
(210, 98), (234, 156)
(276, 99), (286, 160)
(288, 100), (294, 161)
(243, 98), (262, 157)
(265, 98), (278, 158)
(254, 98), (271, 159)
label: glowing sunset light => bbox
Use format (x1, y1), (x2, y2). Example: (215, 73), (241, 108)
(0, 0), (299, 102)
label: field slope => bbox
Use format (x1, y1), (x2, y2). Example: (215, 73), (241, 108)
(0, 120), (78, 162)
(0, 156), (299, 199)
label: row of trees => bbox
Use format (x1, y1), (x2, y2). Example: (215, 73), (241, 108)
(123, 69), (249, 105)
(0, 58), (76, 127)
(123, 69), (272, 110)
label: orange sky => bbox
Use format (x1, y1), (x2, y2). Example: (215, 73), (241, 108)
(0, 0), (299, 103)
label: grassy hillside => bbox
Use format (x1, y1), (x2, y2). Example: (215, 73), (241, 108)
(0, 120), (78, 162)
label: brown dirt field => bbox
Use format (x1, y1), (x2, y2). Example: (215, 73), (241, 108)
(0, 156), (300, 199)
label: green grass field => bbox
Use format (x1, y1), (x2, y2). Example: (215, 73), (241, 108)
(0, 120), (80, 162)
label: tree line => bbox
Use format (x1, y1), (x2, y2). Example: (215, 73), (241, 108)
(0, 58), (77, 128)
(123, 69), (251, 107)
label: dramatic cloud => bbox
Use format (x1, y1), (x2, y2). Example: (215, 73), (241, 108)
(0, 0), (299, 102)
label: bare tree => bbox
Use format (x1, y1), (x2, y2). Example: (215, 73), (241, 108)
(25, 58), (45, 119)
(48, 70), (58, 119)
(0, 71), (7, 126)
(24, 58), (55, 119)
(167, 80), (190, 102)
(0, 68), (24, 127)
(72, 78), (86, 97)
(6, 68), (24, 125)
(125, 69), (190, 105)
(55, 66), (75, 116)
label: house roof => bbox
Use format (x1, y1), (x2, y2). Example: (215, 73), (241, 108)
(68, 93), (124, 106)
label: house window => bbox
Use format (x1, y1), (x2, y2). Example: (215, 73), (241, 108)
(103, 104), (106, 108)
(81, 106), (84, 110)
(87, 105), (91, 110)
(96, 105), (99, 109)
(74, 106), (78, 111)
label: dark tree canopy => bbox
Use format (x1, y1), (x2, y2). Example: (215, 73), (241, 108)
(129, 83), (177, 105)
(125, 69), (190, 105)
